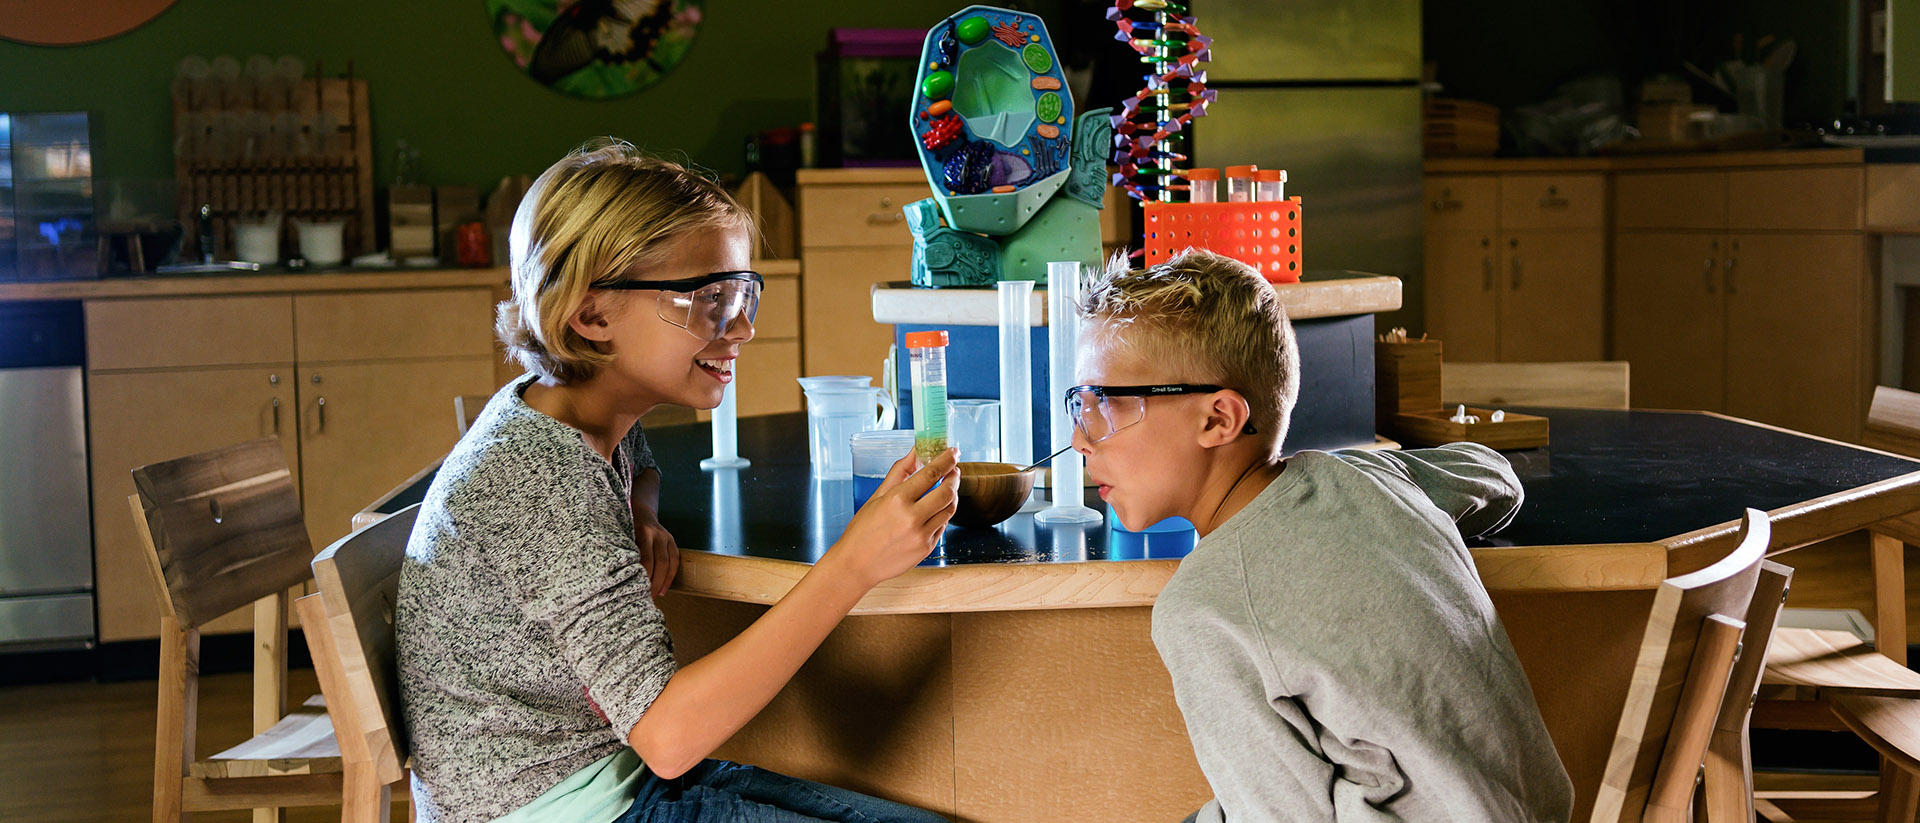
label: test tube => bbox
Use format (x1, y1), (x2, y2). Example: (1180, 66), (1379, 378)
(1185, 168), (1220, 203)
(1224, 165), (1258, 203)
(906, 330), (950, 465)
(1255, 168), (1286, 202)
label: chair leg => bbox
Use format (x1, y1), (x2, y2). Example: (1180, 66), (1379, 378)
(155, 617), (198, 823)
(342, 762), (392, 823)
(1871, 531), (1909, 667)
(1880, 758), (1920, 823)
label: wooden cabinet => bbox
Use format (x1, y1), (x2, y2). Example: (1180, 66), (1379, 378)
(1612, 166), (1872, 441)
(798, 171), (933, 386)
(87, 365), (300, 640)
(1424, 173), (1606, 361)
(86, 288), (500, 641)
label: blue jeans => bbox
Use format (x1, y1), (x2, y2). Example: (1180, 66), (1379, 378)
(617, 759), (948, 823)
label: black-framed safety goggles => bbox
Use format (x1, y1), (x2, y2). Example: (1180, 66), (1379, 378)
(1064, 383), (1260, 443)
(597, 270), (764, 342)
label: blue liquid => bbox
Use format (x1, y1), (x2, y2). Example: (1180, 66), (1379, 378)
(852, 473), (949, 510)
(853, 474), (885, 510)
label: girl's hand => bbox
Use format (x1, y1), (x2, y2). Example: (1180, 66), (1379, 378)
(827, 448), (959, 589)
(633, 505), (680, 598)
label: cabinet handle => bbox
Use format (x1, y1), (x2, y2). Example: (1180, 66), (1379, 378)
(1510, 254), (1522, 290)
(268, 373), (280, 386)
(1703, 258), (1717, 294)
(271, 397), (280, 434)
(316, 397), (326, 432)
(1724, 257), (1737, 294)
(1539, 196), (1570, 208)
(1482, 256), (1494, 291)
(1431, 198), (1464, 212)
(866, 212), (904, 225)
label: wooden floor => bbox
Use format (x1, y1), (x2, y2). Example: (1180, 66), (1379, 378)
(0, 667), (407, 822)
(0, 532), (1911, 823)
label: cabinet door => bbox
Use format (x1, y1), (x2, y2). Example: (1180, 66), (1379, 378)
(801, 246), (910, 385)
(1725, 234), (1870, 441)
(88, 366), (297, 641)
(295, 357), (495, 551)
(1613, 233), (1726, 412)
(1498, 230), (1606, 362)
(1423, 231), (1498, 361)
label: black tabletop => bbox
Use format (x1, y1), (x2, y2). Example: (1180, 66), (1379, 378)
(375, 409), (1920, 564)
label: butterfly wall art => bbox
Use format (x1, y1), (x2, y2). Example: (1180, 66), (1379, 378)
(488, 0), (704, 99)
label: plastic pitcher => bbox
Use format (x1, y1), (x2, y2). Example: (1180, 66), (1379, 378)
(802, 384), (896, 478)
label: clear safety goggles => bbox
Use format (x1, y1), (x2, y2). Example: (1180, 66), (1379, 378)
(598, 270), (763, 342)
(1064, 383), (1259, 443)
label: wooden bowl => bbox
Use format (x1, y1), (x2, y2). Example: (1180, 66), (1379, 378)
(952, 462), (1038, 529)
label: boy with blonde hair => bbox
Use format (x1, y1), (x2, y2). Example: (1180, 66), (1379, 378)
(1072, 250), (1573, 822)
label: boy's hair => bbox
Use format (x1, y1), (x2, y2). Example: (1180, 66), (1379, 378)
(497, 139), (750, 383)
(1079, 249), (1299, 448)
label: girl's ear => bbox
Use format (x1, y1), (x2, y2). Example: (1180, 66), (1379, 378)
(569, 293), (617, 343)
(1197, 389), (1253, 448)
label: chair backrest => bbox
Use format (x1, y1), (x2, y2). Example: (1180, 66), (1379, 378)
(1700, 560), (1792, 823)
(131, 437), (313, 630)
(1442, 361), (1631, 410)
(1865, 385), (1920, 458)
(454, 394), (491, 436)
(1590, 508), (1768, 823)
(308, 503), (421, 784)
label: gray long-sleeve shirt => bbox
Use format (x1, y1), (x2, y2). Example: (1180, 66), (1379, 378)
(1153, 445), (1573, 823)
(397, 374), (675, 823)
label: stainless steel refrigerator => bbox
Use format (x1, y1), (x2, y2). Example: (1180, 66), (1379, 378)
(1191, 0), (1425, 328)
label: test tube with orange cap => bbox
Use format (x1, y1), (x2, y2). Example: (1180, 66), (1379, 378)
(1224, 165), (1258, 203)
(1255, 168), (1287, 202)
(1185, 168), (1220, 203)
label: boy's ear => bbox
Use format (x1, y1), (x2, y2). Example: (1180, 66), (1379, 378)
(569, 293), (617, 343)
(1196, 390), (1253, 448)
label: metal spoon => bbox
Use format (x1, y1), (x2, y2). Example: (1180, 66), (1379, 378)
(1019, 443), (1075, 473)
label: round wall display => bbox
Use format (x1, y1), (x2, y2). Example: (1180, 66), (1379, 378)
(0, 0), (177, 46)
(487, 0), (703, 99)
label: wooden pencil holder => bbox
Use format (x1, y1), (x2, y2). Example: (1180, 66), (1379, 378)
(1375, 338), (1443, 424)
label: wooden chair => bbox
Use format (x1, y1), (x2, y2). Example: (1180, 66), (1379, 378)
(1589, 508), (1766, 823)
(301, 503), (421, 822)
(1754, 626), (1920, 822)
(129, 437), (342, 822)
(1482, 509), (1765, 823)
(1442, 361), (1631, 409)
(1700, 562), (1794, 823)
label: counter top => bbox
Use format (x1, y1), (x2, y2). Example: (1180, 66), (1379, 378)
(369, 408), (1920, 614)
(871, 270), (1402, 326)
(1426, 147), (1868, 174)
(0, 259), (801, 301)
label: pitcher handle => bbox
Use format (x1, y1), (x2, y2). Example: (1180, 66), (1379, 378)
(874, 387), (897, 431)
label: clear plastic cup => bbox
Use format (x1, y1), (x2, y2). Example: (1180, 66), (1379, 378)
(802, 385), (895, 478)
(949, 399), (1001, 463)
(850, 429), (916, 510)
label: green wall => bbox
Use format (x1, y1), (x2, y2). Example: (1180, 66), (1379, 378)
(0, 0), (974, 189)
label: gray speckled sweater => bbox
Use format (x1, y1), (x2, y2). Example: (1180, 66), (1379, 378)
(1154, 445), (1573, 823)
(397, 374), (674, 823)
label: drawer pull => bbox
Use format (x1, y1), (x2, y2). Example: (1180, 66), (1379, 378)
(1510, 254), (1522, 290)
(1482, 255), (1494, 291)
(1539, 196), (1570, 208)
(316, 397), (326, 432)
(1724, 257), (1737, 294)
(1431, 199), (1463, 212)
(866, 212), (904, 225)
(1703, 258), (1717, 294)
(272, 397), (281, 434)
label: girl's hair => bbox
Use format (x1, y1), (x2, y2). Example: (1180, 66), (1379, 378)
(497, 139), (750, 383)
(1078, 249), (1299, 448)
